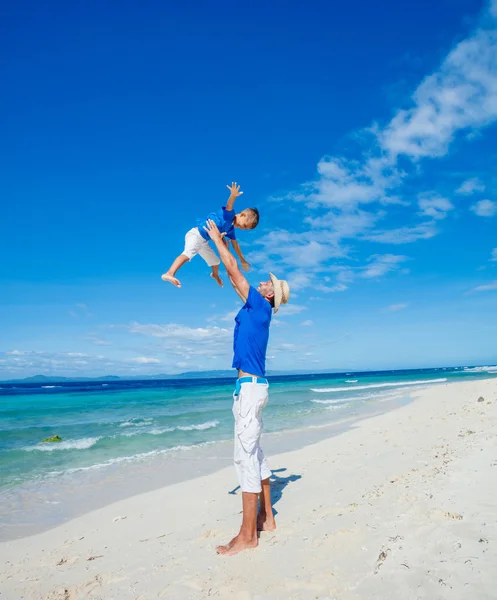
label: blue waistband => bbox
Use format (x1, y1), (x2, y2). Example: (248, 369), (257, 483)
(234, 376), (268, 395)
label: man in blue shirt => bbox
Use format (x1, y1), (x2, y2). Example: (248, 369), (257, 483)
(204, 219), (290, 556)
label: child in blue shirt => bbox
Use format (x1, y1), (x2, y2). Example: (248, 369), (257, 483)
(161, 183), (259, 288)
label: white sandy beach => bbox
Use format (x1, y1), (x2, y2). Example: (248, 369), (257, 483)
(1, 378), (496, 600)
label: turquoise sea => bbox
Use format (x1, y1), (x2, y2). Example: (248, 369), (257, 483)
(1, 365), (496, 494)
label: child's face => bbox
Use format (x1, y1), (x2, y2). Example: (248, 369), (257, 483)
(234, 212), (253, 230)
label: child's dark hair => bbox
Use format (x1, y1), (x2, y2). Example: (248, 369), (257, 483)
(246, 207), (259, 229)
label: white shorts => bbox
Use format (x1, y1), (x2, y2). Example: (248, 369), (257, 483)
(233, 379), (271, 493)
(182, 227), (220, 267)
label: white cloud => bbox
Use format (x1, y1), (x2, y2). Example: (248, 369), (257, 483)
(305, 209), (382, 235)
(418, 195), (454, 220)
(131, 357), (161, 364)
(301, 320), (314, 326)
(275, 304), (308, 316)
(379, 29), (497, 159)
(491, 248), (497, 261)
(361, 254), (409, 278)
(386, 303), (409, 312)
(263, 8), (497, 295)
(364, 222), (438, 244)
(287, 271), (314, 291)
(87, 337), (112, 346)
(315, 282), (349, 293)
(285, 156), (401, 209)
(470, 199), (497, 217)
(207, 309), (240, 324)
(69, 303), (93, 318)
(471, 280), (497, 291)
(456, 177), (485, 195)
(0, 350), (114, 376)
(128, 322), (231, 341)
(125, 321), (233, 365)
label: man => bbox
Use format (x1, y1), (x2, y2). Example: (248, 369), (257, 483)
(204, 219), (290, 556)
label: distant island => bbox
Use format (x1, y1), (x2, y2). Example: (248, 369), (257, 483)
(1, 369), (329, 384)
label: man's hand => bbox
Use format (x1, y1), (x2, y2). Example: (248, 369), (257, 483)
(227, 182), (243, 198)
(203, 219), (225, 244)
(241, 260), (251, 272)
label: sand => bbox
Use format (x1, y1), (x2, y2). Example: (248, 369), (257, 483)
(1, 378), (496, 600)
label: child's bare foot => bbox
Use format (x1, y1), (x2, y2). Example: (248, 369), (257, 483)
(161, 273), (181, 288)
(210, 273), (223, 288)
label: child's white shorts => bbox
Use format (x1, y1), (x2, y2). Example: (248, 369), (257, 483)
(182, 227), (220, 267)
(232, 379), (271, 493)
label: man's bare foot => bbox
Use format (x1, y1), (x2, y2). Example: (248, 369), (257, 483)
(161, 273), (181, 288)
(210, 273), (223, 288)
(257, 516), (276, 532)
(216, 534), (258, 556)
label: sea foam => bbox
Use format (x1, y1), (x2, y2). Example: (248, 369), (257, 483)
(23, 437), (101, 452)
(311, 378), (447, 393)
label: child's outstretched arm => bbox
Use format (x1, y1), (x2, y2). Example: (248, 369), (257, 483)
(230, 240), (251, 272)
(226, 182), (243, 211)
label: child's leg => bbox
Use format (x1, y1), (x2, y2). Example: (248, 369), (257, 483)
(198, 243), (223, 288)
(161, 254), (189, 288)
(210, 264), (223, 288)
(161, 228), (200, 288)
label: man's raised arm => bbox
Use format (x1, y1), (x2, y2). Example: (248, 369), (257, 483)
(203, 219), (250, 303)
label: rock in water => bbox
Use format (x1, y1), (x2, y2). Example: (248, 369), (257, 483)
(42, 435), (63, 443)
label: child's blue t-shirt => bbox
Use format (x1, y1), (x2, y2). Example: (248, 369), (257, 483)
(198, 206), (237, 242)
(232, 286), (272, 377)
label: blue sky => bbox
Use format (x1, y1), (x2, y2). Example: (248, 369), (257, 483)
(1, 0), (497, 378)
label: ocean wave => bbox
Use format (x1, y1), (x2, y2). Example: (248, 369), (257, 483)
(311, 398), (349, 405)
(46, 441), (219, 476)
(119, 418), (153, 428)
(177, 420), (219, 431)
(345, 380), (358, 383)
(41, 385), (62, 389)
(311, 378), (447, 393)
(311, 390), (403, 404)
(326, 402), (351, 410)
(23, 437), (100, 452)
(463, 366), (497, 373)
(122, 420), (220, 437)
(147, 427), (176, 436)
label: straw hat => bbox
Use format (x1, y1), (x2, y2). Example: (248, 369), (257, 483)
(269, 272), (290, 314)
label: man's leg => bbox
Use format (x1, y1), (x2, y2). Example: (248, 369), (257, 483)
(216, 492), (258, 556)
(257, 477), (276, 531)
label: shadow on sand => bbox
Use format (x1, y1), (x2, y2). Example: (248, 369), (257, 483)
(228, 468), (302, 516)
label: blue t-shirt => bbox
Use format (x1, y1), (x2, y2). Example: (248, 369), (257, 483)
(232, 286), (272, 377)
(197, 206), (237, 242)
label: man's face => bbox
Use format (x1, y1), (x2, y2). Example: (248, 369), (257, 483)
(258, 279), (274, 300)
(234, 212), (252, 230)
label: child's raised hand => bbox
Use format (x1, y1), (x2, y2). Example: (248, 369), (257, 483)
(241, 260), (251, 272)
(227, 182), (243, 198)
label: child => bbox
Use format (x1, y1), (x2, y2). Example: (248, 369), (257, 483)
(161, 182), (258, 288)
